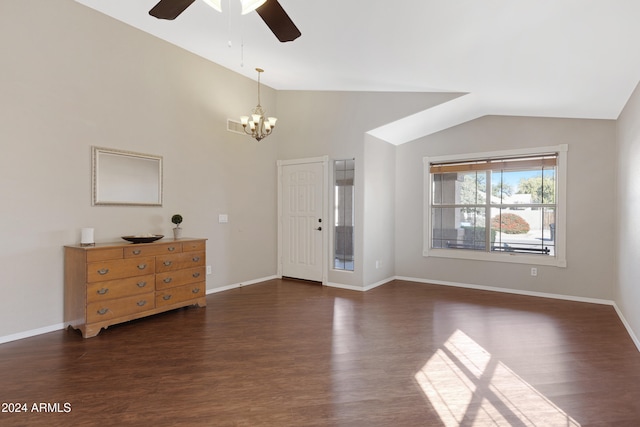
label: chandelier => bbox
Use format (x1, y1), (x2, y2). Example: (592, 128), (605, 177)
(240, 68), (277, 142)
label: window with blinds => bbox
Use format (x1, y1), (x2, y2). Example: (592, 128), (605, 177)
(429, 152), (558, 257)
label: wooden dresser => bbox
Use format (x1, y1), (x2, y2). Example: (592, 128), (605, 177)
(64, 238), (207, 338)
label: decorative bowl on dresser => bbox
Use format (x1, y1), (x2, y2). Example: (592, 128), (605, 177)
(64, 238), (207, 338)
(121, 234), (164, 244)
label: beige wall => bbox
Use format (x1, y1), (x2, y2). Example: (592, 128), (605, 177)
(275, 90), (459, 288)
(363, 134), (396, 287)
(395, 116), (617, 300)
(0, 0), (634, 343)
(0, 0), (279, 339)
(616, 82), (640, 345)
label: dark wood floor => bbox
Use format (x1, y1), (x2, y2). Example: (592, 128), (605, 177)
(1, 279), (640, 426)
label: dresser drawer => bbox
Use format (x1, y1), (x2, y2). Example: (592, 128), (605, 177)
(155, 267), (206, 290)
(156, 251), (205, 273)
(86, 248), (124, 263)
(87, 257), (155, 283)
(87, 274), (154, 303)
(182, 240), (206, 252)
(155, 283), (205, 307)
(87, 292), (155, 323)
(124, 242), (182, 258)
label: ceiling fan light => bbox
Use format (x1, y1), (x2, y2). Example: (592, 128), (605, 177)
(240, 0), (267, 15)
(202, 0), (222, 12)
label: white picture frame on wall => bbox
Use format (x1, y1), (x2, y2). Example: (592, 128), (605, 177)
(92, 146), (163, 206)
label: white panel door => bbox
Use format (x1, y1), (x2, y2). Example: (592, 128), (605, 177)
(281, 162), (324, 282)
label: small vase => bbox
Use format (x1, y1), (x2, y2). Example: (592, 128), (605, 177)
(173, 227), (183, 240)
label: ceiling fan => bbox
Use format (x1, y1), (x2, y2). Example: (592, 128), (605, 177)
(149, 0), (301, 42)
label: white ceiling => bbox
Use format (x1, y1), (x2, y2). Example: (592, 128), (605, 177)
(75, 0), (640, 144)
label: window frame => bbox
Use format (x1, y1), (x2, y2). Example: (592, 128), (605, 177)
(423, 144), (567, 267)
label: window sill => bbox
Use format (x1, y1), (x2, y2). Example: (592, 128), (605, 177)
(331, 268), (355, 274)
(423, 248), (567, 267)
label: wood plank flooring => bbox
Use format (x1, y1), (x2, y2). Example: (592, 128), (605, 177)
(1, 279), (640, 426)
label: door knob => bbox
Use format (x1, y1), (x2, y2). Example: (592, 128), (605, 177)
(315, 226), (322, 231)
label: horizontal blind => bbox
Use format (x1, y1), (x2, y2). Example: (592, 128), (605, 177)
(430, 154), (557, 174)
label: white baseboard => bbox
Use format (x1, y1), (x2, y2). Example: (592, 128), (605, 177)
(206, 275), (279, 295)
(364, 277), (396, 291)
(612, 303), (640, 352)
(326, 276), (395, 292)
(325, 282), (364, 291)
(0, 322), (66, 345)
(395, 275), (614, 305)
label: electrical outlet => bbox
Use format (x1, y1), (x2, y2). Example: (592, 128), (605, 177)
(206, 265), (212, 275)
(531, 267), (537, 277)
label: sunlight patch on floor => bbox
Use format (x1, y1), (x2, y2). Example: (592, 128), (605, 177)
(415, 330), (580, 426)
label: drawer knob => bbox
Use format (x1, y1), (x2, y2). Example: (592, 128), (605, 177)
(168, 247), (176, 252)
(97, 268), (109, 275)
(137, 300), (147, 307)
(97, 288), (109, 295)
(193, 272), (200, 278)
(163, 295), (172, 301)
(137, 264), (147, 270)
(97, 308), (108, 315)
(163, 277), (173, 284)
(137, 281), (147, 288)
(192, 256), (200, 262)
(163, 260), (172, 266)
(132, 249), (141, 255)
(192, 288), (200, 294)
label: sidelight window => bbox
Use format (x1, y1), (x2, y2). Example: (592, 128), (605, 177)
(334, 159), (355, 271)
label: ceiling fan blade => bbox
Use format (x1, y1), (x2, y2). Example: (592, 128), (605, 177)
(255, 0), (301, 42)
(149, 0), (196, 20)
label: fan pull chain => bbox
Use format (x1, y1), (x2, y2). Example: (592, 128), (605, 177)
(227, 0), (232, 47)
(240, 38), (244, 67)
(240, 6), (245, 67)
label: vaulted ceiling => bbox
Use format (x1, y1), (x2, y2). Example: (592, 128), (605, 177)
(75, 0), (640, 144)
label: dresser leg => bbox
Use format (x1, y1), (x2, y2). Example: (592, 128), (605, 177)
(82, 325), (102, 338)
